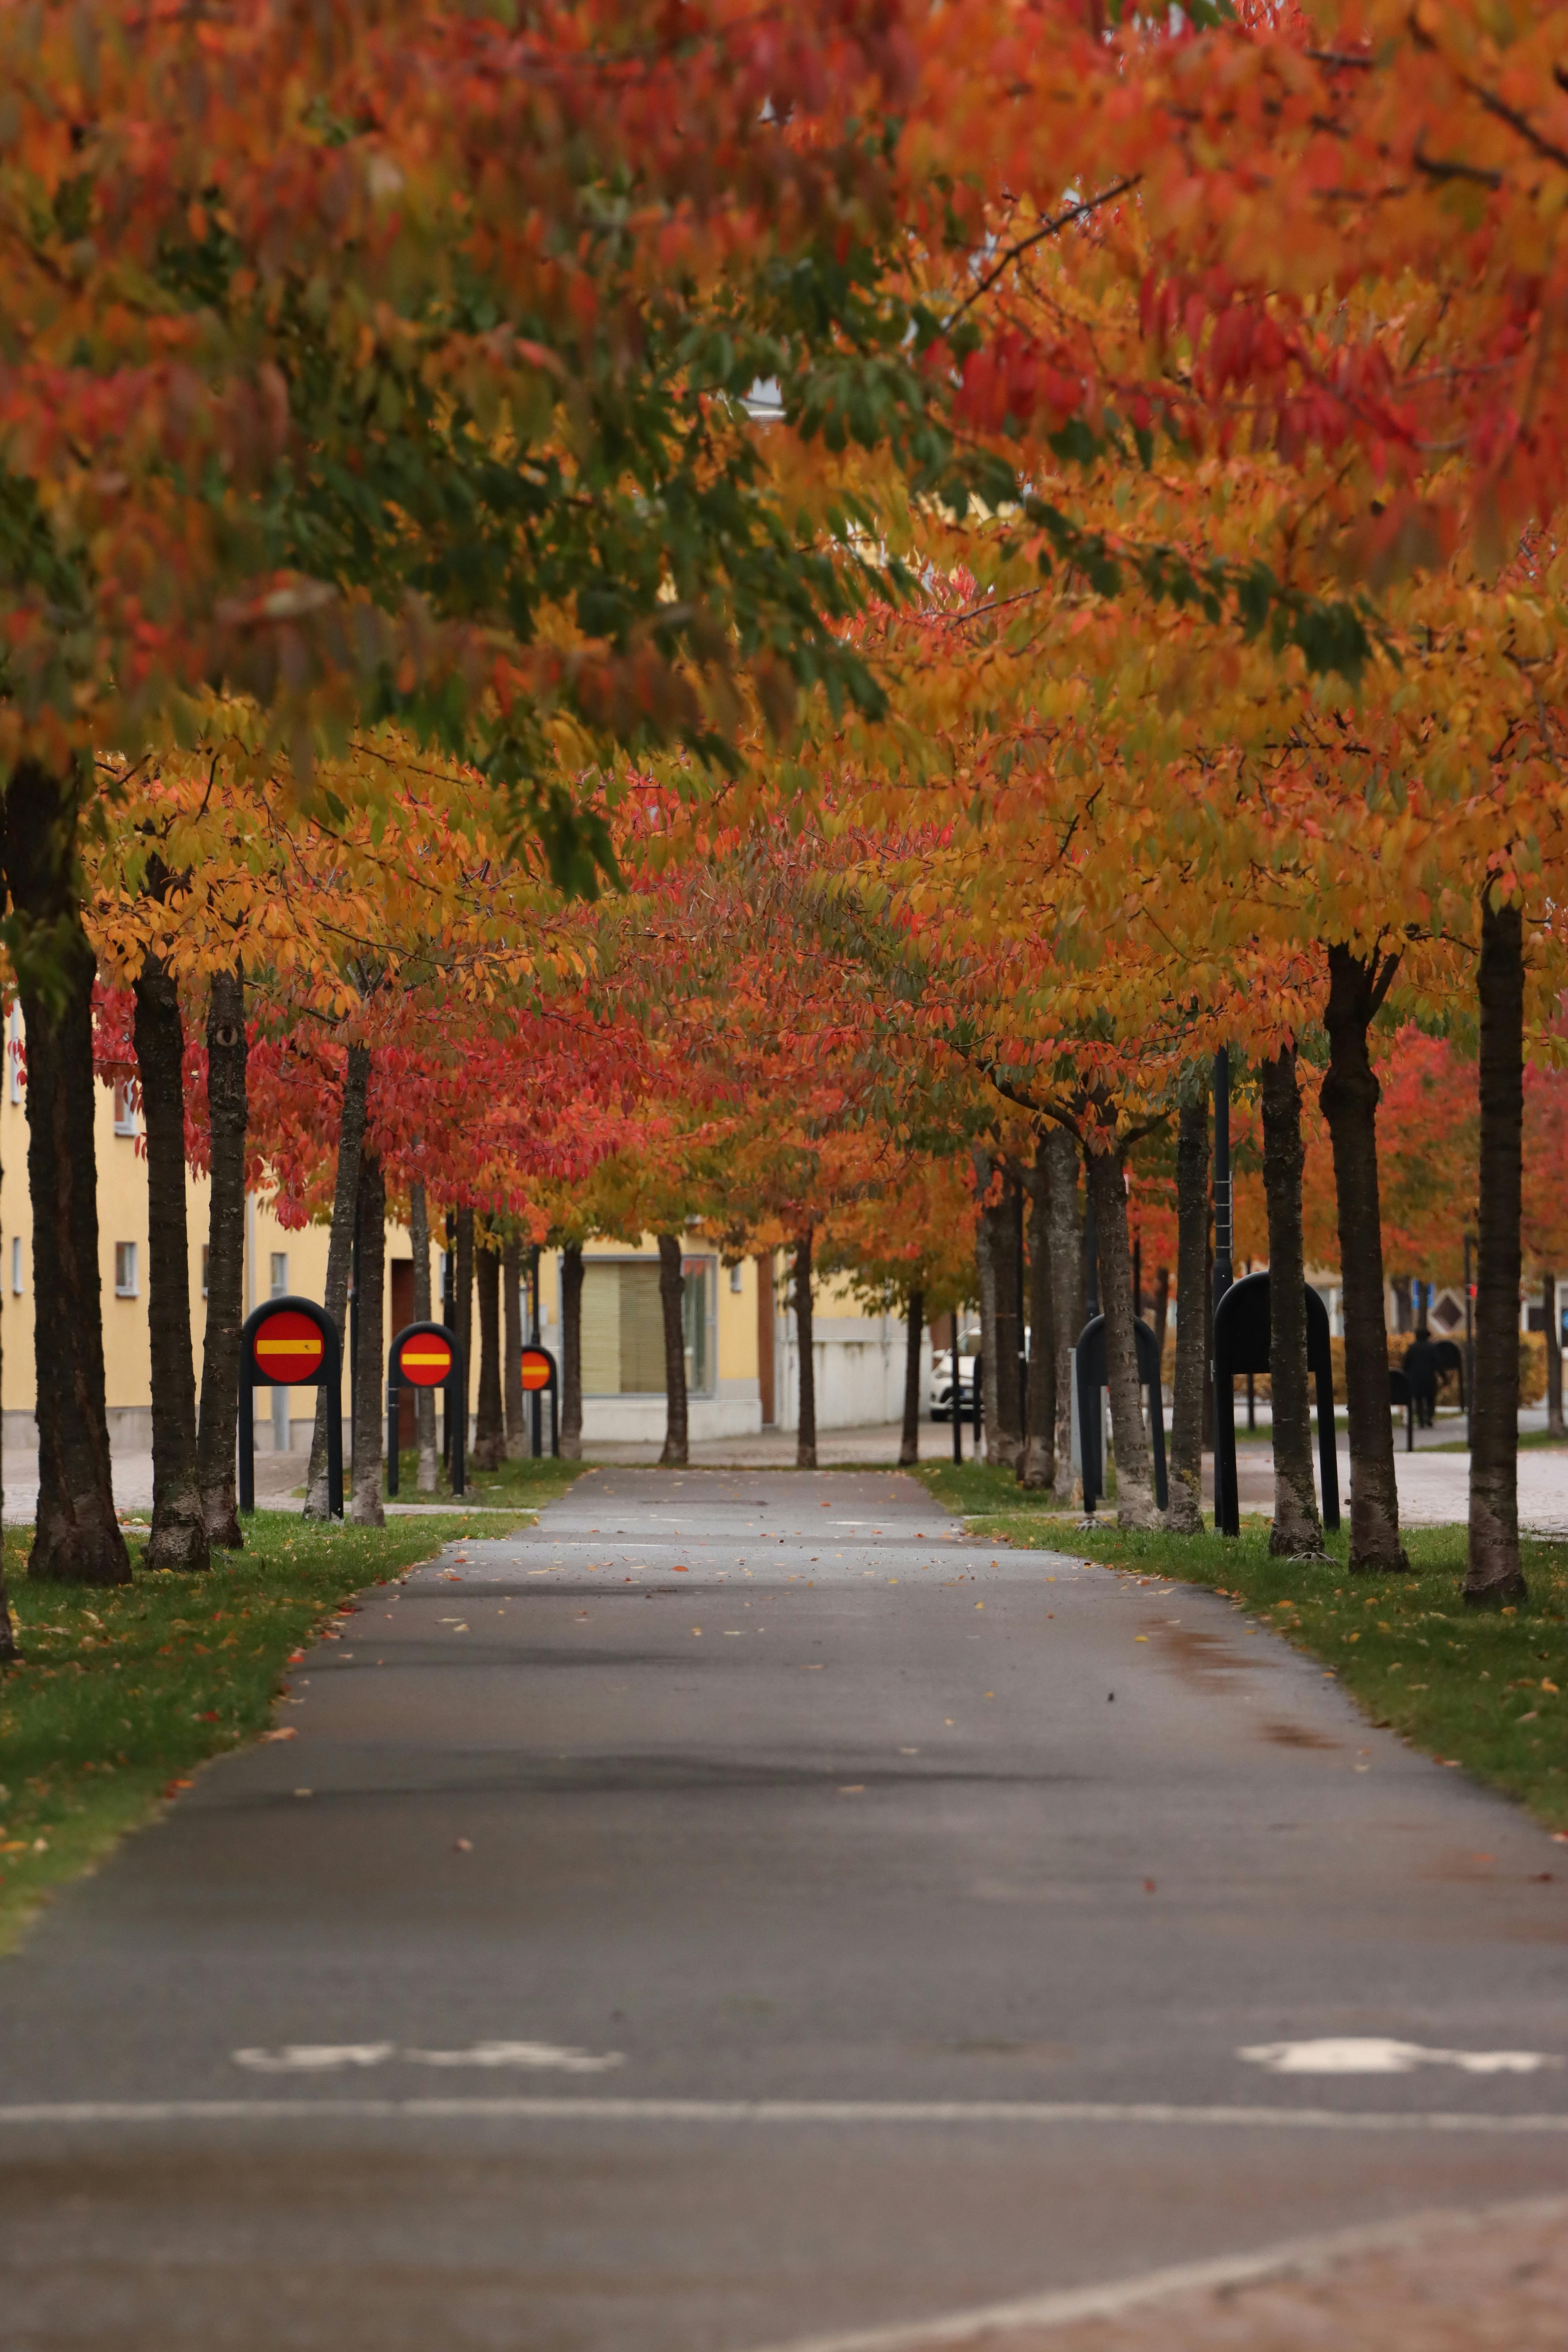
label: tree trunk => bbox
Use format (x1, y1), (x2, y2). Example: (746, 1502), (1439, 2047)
(1465, 895), (1527, 1606)
(503, 1233), (526, 1459)
(1020, 1146), (1056, 1489)
(1087, 1137), (1160, 1528)
(1260, 1046), (1326, 1559)
(1545, 1269), (1564, 1441)
(0, 1143), (13, 1660)
(348, 1147), (386, 1526)
(195, 968), (248, 1546)
(899, 1288), (924, 1466)
(453, 1207), (474, 1463)
(1321, 943), (1408, 1573)
(794, 1229), (817, 1469)
(1151, 1265), (1170, 1383)
(133, 952), (208, 1571)
(1044, 1125), (1081, 1505)
(1, 761), (128, 1585)
(304, 1042), (369, 1519)
(560, 1242), (584, 1460)
(1169, 1093), (1209, 1534)
(473, 1226), (504, 1470)
(409, 1179), (438, 1494)
(973, 1154), (1002, 1463)
(986, 1174), (1024, 1469)
(657, 1232), (689, 1467)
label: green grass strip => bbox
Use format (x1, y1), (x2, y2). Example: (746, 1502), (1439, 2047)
(914, 1461), (1568, 1835)
(0, 1504), (553, 1952)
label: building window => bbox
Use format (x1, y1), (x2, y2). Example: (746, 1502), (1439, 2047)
(112, 1078), (139, 1135)
(578, 1257), (714, 1395)
(10, 1235), (22, 1295)
(201, 1244), (210, 1299)
(7, 1005), (20, 1103)
(729, 1262), (743, 1294)
(114, 1242), (139, 1297)
(270, 1251), (289, 1298)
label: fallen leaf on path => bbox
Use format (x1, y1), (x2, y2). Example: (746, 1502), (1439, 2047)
(261, 1727), (297, 1743)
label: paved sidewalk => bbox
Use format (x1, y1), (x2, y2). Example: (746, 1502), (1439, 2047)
(2, 1466), (1563, 2351)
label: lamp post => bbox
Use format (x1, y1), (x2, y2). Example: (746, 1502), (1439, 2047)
(1463, 1225), (1478, 1447)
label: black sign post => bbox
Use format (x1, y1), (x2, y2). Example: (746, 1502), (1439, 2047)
(239, 1296), (342, 1517)
(385, 1322), (465, 1498)
(520, 1345), (560, 1459)
(1074, 1315), (1168, 1516)
(1212, 1272), (1340, 1537)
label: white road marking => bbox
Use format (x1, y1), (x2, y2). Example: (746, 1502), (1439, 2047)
(232, 2041), (623, 2074)
(1241, 2037), (1560, 2076)
(2, 2097), (1566, 2131)
(742, 2192), (1568, 2352)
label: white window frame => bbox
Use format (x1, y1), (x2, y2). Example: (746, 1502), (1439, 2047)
(112, 1077), (139, 1137)
(10, 1234), (22, 1295)
(114, 1241), (139, 1297)
(269, 1251), (289, 1298)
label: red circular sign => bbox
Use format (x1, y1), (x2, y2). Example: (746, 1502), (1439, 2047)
(520, 1348), (552, 1392)
(398, 1333), (453, 1387)
(252, 1308), (324, 1385)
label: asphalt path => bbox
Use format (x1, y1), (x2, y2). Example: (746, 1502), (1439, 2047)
(2, 1466), (1565, 2352)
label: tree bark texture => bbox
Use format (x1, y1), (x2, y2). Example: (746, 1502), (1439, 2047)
(1020, 1147), (1056, 1489)
(2, 761), (129, 1585)
(1169, 1093), (1209, 1534)
(304, 1042), (369, 1518)
(1260, 1046), (1326, 1559)
(1545, 1270), (1564, 1441)
(1044, 1125), (1082, 1504)
(899, 1288), (924, 1466)
(195, 968), (248, 1545)
(794, 1229), (817, 1469)
(133, 952), (209, 1570)
(409, 1179), (438, 1493)
(1087, 1140), (1160, 1528)
(503, 1233), (526, 1459)
(349, 1147), (386, 1526)
(473, 1226), (504, 1471)
(1321, 944), (1408, 1573)
(1465, 895), (1527, 1606)
(560, 1242), (584, 1460)
(657, 1232), (689, 1467)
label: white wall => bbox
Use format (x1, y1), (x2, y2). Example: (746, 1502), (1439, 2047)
(776, 1312), (931, 1432)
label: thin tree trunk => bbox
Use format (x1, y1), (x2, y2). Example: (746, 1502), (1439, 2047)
(503, 1233), (526, 1459)
(1169, 1092), (1209, 1534)
(349, 1147), (386, 1526)
(196, 968), (248, 1545)
(409, 1179), (438, 1494)
(899, 1288), (924, 1466)
(1260, 1046), (1326, 1559)
(473, 1226), (504, 1471)
(560, 1242), (584, 1459)
(794, 1230), (817, 1468)
(1545, 1269), (1564, 1441)
(304, 1042), (370, 1518)
(1087, 1136), (1160, 1528)
(453, 1207), (474, 1462)
(1151, 1266), (1170, 1382)
(2, 760), (128, 1585)
(657, 1232), (689, 1467)
(987, 1173), (1024, 1469)
(973, 1154), (1001, 1462)
(0, 1142), (13, 1661)
(1465, 895), (1527, 1606)
(1321, 943), (1408, 1573)
(1020, 1146), (1056, 1489)
(1044, 1125), (1081, 1504)
(133, 951), (208, 1571)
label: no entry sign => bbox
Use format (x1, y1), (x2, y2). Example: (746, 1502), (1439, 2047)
(396, 1330), (454, 1387)
(520, 1347), (553, 1393)
(250, 1307), (326, 1385)
(238, 1296), (341, 1517)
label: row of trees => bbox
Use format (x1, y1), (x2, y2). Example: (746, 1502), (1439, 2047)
(4, 0), (1568, 1656)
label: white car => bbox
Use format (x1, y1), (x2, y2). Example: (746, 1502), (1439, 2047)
(930, 1332), (981, 1421)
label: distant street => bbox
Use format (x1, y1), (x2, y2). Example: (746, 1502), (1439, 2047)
(2, 1466), (1564, 2352)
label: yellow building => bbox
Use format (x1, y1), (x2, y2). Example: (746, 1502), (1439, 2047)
(2, 1029), (920, 1451)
